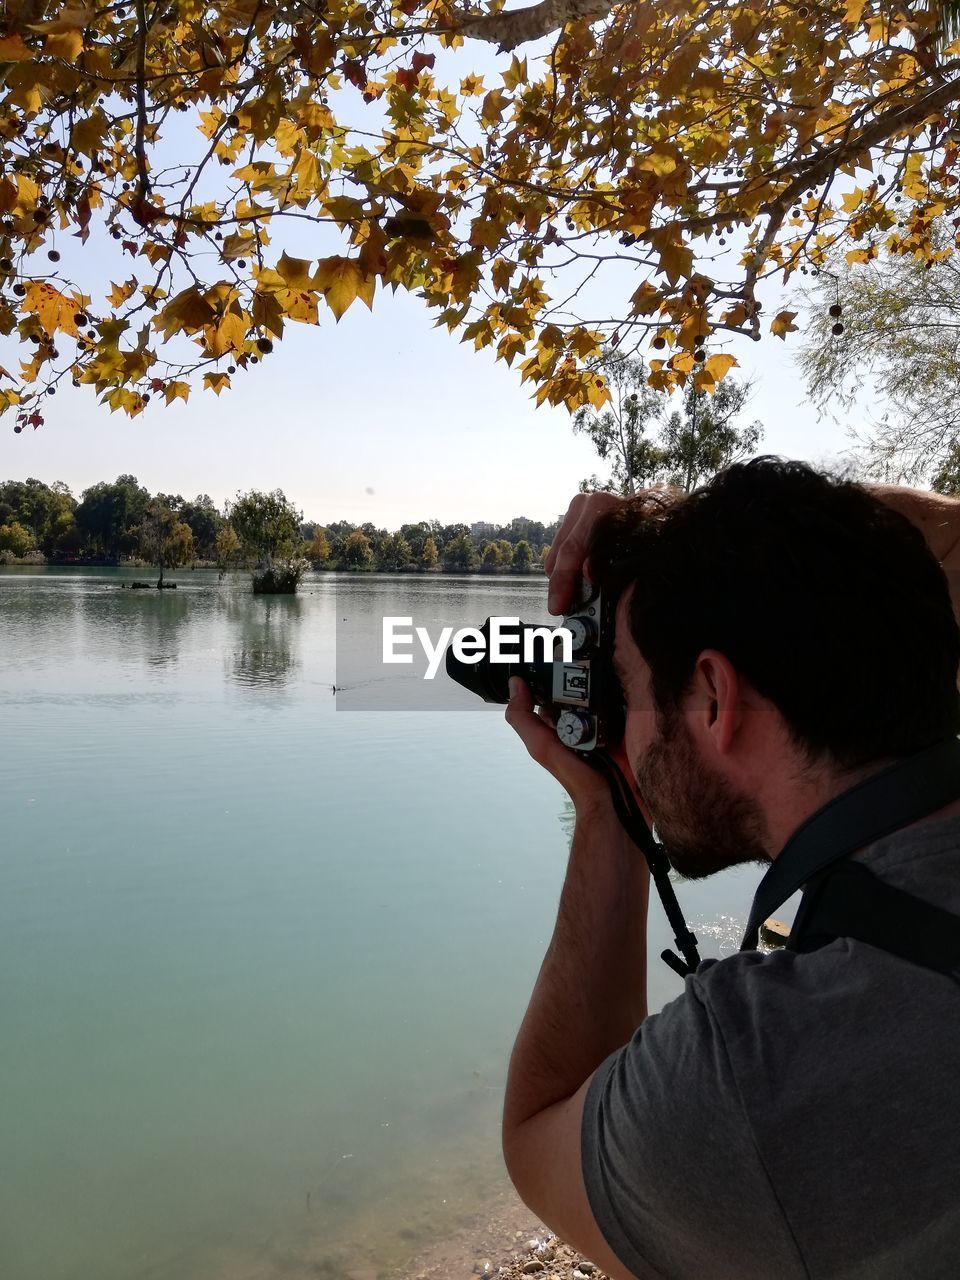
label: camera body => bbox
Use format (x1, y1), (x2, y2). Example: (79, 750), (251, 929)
(445, 588), (622, 752)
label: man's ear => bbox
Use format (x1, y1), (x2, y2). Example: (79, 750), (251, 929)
(688, 649), (742, 755)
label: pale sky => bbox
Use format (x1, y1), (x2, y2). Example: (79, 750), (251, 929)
(0, 33), (867, 531)
(0, 275), (861, 529)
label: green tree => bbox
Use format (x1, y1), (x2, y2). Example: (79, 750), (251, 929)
(0, 520), (37, 559)
(343, 530), (374, 569)
(480, 542), (501, 572)
(798, 232), (960, 488)
(0, 477), (77, 555)
(658, 379), (763, 493)
(139, 502), (195, 587)
(228, 490), (301, 569)
(540, 545), (551, 568)
(420, 535), (439, 570)
(512, 540), (534, 573)
(443, 532), (477, 571)
(178, 495), (222, 561)
(75, 475), (150, 558)
(574, 351), (668, 496)
(377, 532), (412, 571)
(227, 489), (304, 593)
(496, 539), (514, 566)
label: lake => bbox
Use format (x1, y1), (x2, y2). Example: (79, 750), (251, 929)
(0, 567), (761, 1280)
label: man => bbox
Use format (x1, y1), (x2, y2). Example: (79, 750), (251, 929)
(501, 459), (960, 1280)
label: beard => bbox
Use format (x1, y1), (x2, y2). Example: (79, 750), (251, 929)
(634, 709), (770, 880)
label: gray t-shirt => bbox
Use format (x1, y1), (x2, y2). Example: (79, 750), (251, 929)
(581, 815), (960, 1280)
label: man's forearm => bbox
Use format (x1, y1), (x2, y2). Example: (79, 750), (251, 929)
(502, 799), (650, 1136)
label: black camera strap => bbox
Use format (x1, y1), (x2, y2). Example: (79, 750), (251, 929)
(589, 753), (702, 978)
(741, 736), (960, 952)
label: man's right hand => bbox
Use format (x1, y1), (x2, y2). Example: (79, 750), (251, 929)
(545, 491), (626, 615)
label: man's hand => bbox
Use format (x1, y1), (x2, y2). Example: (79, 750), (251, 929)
(545, 491), (626, 615)
(505, 676), (610, 811)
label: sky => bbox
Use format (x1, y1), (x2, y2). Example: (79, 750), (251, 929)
(0, 275), (862, 529)
(0, 38), (869, 532)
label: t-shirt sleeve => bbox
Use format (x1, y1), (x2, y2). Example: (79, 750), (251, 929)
(580, 968), (805, 1280)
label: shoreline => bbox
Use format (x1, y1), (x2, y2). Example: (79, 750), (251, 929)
(392, 1185), (610, 1280)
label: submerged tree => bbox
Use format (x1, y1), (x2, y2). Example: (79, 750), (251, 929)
(139, 500), (194, 587)
(1, 2), (960, 430)
(227, 488), (304, 592)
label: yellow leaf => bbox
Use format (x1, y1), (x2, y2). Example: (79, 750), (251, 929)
(45, 30), (83, 60)
(30, 8), (94, 33)
(314, 256), (363, 321)
(204, 372), (231, 396)
(502, 56), (527, 92)
(164, 381), (190, 405)
(771, 310), (799, 340)
(155, 288), (215, 338)
(276, 252), (317, 290)
(23, 282), (81, 337)
(703, 353), (738, 381)
(281, 289), (319, 324)
(107, 279), (137, 308)
(0, 35), (34, 61)
(207, 311), (247, 356)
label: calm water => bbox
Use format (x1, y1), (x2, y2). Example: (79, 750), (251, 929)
(0, 568), (761, 1280)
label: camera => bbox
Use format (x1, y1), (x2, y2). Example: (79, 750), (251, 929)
(445, 589), (622, 751)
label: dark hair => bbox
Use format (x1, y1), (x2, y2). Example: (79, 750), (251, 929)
(589, 458), (960, 770)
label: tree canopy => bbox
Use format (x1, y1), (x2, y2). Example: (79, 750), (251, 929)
(1, 0), (959, 430)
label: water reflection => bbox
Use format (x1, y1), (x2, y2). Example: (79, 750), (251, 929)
(225, 594), (304, 688)
(80, 579), (195, 669)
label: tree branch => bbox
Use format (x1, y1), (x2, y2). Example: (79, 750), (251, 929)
(453, 0), (616, 51)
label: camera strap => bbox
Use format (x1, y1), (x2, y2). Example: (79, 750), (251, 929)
(590, 753), (702, 978)
(741, 736), (960, 952)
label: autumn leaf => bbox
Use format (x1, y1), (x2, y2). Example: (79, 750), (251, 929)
(44, 31), (83, 60)
(703, 353), (738, 380)
(203, 372), (231, 396)
(276, 253), (318, 291)
(771, 310), (799, 340)
(0, 36), (34, 61)
(314, 257), (364, 321)
(23, 283), (81, 337)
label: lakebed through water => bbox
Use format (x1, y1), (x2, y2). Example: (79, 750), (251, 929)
(0, 567), (758, 1280)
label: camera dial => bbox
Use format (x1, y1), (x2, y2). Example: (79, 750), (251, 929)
(564, 615), (597, 653)
(557, 710), (593, 748)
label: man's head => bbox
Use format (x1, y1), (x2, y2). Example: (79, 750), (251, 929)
(590, 459), (960, 876)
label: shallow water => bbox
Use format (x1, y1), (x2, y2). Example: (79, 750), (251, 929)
(0, 567), (762, 1280)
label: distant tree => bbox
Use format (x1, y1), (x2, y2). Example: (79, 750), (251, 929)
(0, 477), (78, 555)
(227, 489), (304, 593)
(228, 490), (301, 569)
(798, 230), (960, 488)
(139, 502), (195, 587)
(658, 379), (763, 492)
(377, 532), (412, 571)
(399, 522), (432, 560)
(438, 523), (470, 551)
(574, 351), (668, 495)
(0, 520), (37, 558)
(481, 542), (501, 572)
(306, 529), (332, 566)
(540, 545), (551, 568)
(512, 540), (534, 572)
(443, 532), (477, 571)
(215, 525), (242, 579)
(420, 535), (439, 570)
(343, 529), (374, 569)
(496, 538), (514, 564)
(75, 475), (150, 557)
(178, 495), (222, 560)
